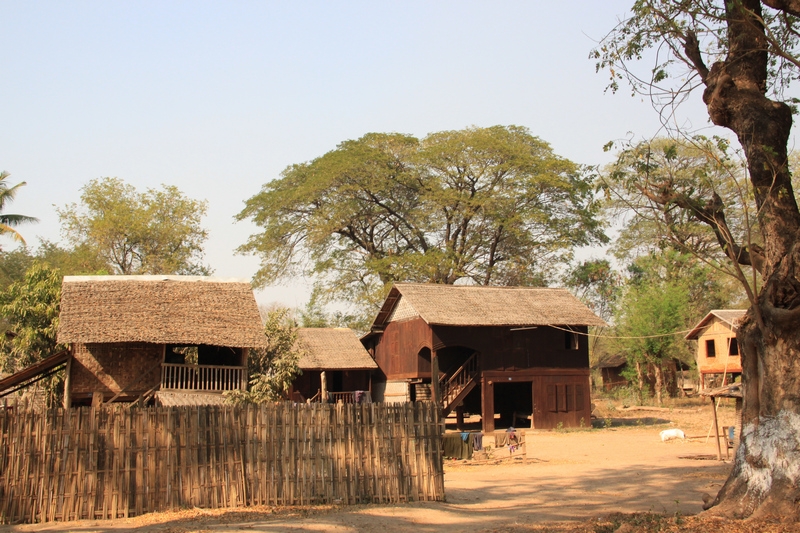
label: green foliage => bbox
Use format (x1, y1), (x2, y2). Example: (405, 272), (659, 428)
(0, 262), (63, 374)
(226, 307), (303, 404)
(564, 259), (620, 323)
(238, 126), (607, 314)
(297, 289), (371, 333)
(0, 171), (38, 246)
(57, 177), (210, 275)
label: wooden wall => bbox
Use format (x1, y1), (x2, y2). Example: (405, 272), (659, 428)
(0, 402), (444, 524)
(480, 368), (591, 432)
(69, 343), (163, 405)
(694, 319), (742, 386)
(369, 318), (431, 379)
(433, 325), (589, 371)
(368, 322), (590, 381)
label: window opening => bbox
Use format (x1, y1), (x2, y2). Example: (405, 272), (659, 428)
(729, 338), (739, 356)
(706, 339), (716, 358)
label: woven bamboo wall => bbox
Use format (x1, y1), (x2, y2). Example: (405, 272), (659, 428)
(0, 402), (444, 524)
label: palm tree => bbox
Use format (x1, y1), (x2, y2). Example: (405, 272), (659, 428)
(0, 171), (38, 245)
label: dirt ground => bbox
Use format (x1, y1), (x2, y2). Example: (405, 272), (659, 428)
(4, 397), (791, 533)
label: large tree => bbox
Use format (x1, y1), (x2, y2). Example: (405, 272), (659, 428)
(238, 126), (606, 310)
(57, 177), (210, 275)
(596, 1), (800, 518)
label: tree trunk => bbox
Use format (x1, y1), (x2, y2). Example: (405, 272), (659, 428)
(635, 361), (645, 405)
(697, 1), (800, 519)
(653, 363), (663, 407)
(709, 299), (800, 520)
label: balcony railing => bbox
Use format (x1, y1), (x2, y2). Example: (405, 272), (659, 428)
(161, 363), (247, 392)
(327, 391), (372, 404)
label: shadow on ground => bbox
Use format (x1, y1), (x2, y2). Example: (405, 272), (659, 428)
(592, 417), (670, 428)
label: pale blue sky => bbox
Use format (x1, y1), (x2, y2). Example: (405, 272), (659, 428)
(1, 2), (713, 307)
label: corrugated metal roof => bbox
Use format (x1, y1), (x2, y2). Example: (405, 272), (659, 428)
(685, 309), (747, 340)
(296, 328), (378, 370)
(57, 276), (267, 347)
(372, 283), (607, 328)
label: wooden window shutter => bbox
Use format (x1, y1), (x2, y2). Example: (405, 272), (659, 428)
(575, 384), (584, 411)
(547, 384), (557, 412)
(557, 384), (567, 412)
(565, 384), (575, 412)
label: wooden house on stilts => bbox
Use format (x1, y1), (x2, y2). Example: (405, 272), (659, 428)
(361, 283), (606, 432)
(56, 275), (266, 407)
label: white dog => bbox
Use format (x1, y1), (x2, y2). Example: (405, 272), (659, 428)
(660, 428), (686, 442)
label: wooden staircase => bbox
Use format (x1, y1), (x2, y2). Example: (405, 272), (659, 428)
(438, 352), (479, 417)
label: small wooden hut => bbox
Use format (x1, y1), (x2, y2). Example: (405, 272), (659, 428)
(290, 328), (378, 403)
(361, 283), (606, 431)
(685, 309), (746, 389)
(594, 353), (629, 390)
(56, 275), (266, 407)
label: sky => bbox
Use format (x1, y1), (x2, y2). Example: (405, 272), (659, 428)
(1, 1), (715, 309)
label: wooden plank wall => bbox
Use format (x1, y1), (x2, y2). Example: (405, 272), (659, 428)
(0, 402), (444, 524)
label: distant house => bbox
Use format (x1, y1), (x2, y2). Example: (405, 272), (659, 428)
(290, 328), (378, 403)
(361, 283), (606, 432)
(685, 309), (746, 390)
(594, 354), (629, 390)
(56, 276), (266, 407)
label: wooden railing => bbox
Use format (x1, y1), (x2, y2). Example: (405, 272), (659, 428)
(328, 391), (372, 404)
(439, 352), (479, 409)
(161, 363), (246, 392)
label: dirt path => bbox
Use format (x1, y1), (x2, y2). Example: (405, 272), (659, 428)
(1, 424), (733, 533)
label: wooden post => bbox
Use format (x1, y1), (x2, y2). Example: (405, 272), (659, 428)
(711, 395), (722, 461)
(63, 353), (73, 409)
(241, 348), (250, 390)
(321, 371), (328, 402)
(431, 355), (441, 408)
(481, 376), (494, 434)
(455, 404), (465, 431)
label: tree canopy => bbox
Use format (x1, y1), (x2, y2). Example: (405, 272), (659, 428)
(57, 178), (210, 275)
(238, 126), (606, 309)
(0, 262), (63, 376)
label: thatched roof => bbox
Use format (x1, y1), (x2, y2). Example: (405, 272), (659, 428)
(685, 309), (747, 340)
(593, 353), (627, 370)
(296, 328), (378, 370)
(57, 276), (266, 347)
(372, 283), (606, 329)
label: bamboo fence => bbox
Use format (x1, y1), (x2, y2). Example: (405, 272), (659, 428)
(0, 401), (444, 523)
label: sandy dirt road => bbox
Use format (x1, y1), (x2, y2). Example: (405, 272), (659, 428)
(0, 421), (734, 533)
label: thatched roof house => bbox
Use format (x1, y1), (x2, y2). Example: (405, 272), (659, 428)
(57, 276), (266, 407)
(290, 328), (377, 403)
(363, 283), (605, 432)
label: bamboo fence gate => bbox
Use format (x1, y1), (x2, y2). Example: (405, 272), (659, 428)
(0, 401), (444, 524)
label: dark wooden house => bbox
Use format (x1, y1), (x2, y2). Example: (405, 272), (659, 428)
(594, 353), (629, 390)
(290, 328), (378, 403)
(361, 283), (606, 431)
(56, 275), (266, 407)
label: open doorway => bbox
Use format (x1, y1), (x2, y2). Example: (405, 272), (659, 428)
(493, 381), (533, 428)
